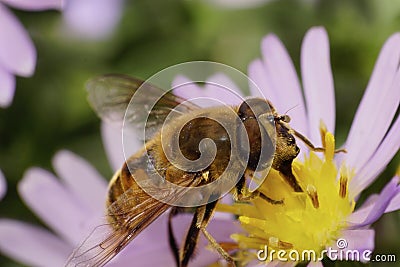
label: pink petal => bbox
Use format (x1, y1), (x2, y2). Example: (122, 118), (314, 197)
(101, 122), (142, 171)
(0, 169), (6, 200)
(173, 74), (244, 107)
(246, 259), (297, 267)
(270, 261), (297, 267)
(0, 5), (36, 76)
(329, 229), (374, 262)
(109, 245), (176, 267)
(204, 73), (244, 106)
(301, 27), (335, 145)
(0, 219), (71, 267)
(171, 214), (240, 266)
(18, 168), (94, 245)
(103, 213), (238, 267)
(101, 122), (125, 171)
(107, 214), (175, 266)
(63, 0), (123, 40)
(386, 175), (400, 213)
(0, 67), (15, 108)
(307, 262), (323, 267)
(349, 194), (379, 222)
(1, 0), (63, 10)
(248, 59), (278, 101)
(172, 74), (204, 101)
(345, 33), (400, 172)
(261, 34), (308, 136)
(349, 114), (400, 197)
(52, 150), (107, 215)
(347, 176), (400, 227)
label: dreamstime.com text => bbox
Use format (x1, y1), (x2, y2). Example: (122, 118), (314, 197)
(257, 238), (397, 263)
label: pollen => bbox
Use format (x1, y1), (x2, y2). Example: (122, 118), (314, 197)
(202, 171), (210, 182)
(217, 130), (356, 264)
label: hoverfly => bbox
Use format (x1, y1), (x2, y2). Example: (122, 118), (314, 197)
(66, 74), (327, 267)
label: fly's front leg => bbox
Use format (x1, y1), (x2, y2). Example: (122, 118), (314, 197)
(234, 172), (283, 204)
(291, 127), (346, 153)
(199, 201), (236, 267)
(180, 200), (236, 267)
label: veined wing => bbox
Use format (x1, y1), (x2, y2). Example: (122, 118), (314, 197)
(86, 74), (200, 140)
(65, 173), (202, 267)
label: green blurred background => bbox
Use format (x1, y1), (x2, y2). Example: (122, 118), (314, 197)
(0, 0), (399, 266)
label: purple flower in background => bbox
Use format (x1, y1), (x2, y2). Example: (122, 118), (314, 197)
(0, 0), (63, 108)
(63, 0), (124, 40)
(0, 169), (6, 200)
(0, 122), (238, 266)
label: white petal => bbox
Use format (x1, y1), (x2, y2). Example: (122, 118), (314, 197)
(301, 27), (335, 145)
(0, 5), (36, 76)
(0, 67), (15, 108)
(0, 219), (71, 267)
(63, 0), (123, 40)
(52, 150), (107, 214)
(18, 168), (94, 245)
(1, 0), (63, 10)
(0, 169), (6, 200)
(345, 33), (400, 172)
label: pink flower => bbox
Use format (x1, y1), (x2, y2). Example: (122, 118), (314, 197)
(0, 0), (63, 108)
(221, 26), (400, 266)
(0, 122), (237, 266)
(62, 0), (124, 40)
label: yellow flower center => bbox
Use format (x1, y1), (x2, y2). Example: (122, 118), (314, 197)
(217, 132), (356, 264)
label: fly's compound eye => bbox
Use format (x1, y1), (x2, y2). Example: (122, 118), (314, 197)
(281, 114), (291, 123)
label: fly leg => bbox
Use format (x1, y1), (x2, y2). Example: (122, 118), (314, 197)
(234, 173), (284, 204)
(176, 200), (236, 267)
(179, 205), (205, 267)
(168, 207), (182, 267)
(199, 200), (236, 267)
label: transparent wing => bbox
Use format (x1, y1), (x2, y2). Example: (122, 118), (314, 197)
(65, 197), (170, 267)
(65, 173), (202, 267)
(86, 74), (200, 140)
